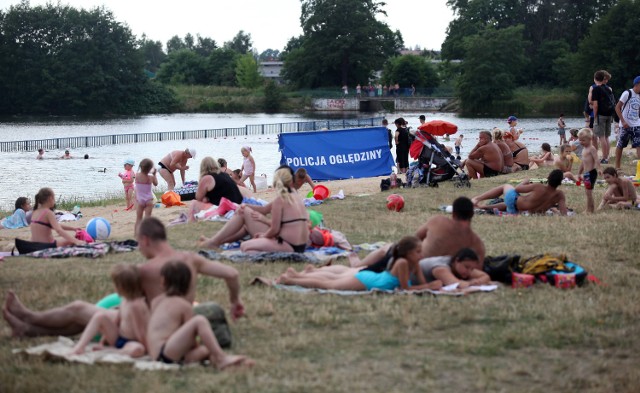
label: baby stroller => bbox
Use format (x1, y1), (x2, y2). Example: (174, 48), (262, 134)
(407, 120), (470, 188)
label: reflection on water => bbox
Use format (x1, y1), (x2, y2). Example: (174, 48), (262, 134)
(0, 113), (582, 210)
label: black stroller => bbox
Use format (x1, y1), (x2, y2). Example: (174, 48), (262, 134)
(407, 125), (470, 188)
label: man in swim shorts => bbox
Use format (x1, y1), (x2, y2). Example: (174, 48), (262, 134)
(464, 131), (504, 179)
(157, 148), (196, 191)
(471, 169), (568, 215)
(3, 217), (245, 338)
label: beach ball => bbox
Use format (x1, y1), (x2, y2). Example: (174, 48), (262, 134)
(86, 217), (111, 240)
(386, 194), (405, 212)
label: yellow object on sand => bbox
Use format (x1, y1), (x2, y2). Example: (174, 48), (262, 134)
(570, 152), (581, 164)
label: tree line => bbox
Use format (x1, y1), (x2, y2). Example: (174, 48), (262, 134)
(1, 0), (638, 115)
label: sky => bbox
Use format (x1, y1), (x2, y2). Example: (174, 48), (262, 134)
(0, 0), (455, 52)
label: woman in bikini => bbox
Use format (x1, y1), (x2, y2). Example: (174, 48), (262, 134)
(503, 130), (529, 171)
(420, 248), (490, 289)
(198, 166), (310, 253)
(29, 188), (84, 247)
(276, 236), (443, 291)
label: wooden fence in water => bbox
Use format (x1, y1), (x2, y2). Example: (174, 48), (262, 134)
(0, 117), (385, 152)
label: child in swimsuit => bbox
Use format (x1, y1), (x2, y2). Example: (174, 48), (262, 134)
(118, 159), (136, 210)
(134, 159), (158, 236)
(29, 187), (84, 247)
(72, 264), (149, 357)
(0, 197), (31, 229)
(277, 236), (443, 292)
(240, 146), (257, 192)
(598, 167), (639, 210)
(577, 128), (602, 213)
(146, 261), (253, 369)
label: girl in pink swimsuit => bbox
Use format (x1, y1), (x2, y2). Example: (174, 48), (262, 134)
(134, 159), (158, 235)
(119, 159), (136, 210)
(240, 146), (257, 192)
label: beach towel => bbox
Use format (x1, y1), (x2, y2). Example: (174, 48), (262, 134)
(1, 208), (29, 229)
(199, 249), (348, 265)
(18, 240), (137, 258)
(251, 277), (498, 296)
(13, 336), (185, 371)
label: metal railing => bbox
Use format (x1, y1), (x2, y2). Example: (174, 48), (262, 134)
(0, 117), (385, 152)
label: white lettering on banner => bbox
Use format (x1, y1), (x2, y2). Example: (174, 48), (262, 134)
(287, 149), (382, 167)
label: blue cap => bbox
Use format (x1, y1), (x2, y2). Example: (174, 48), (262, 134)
(507, 115), (518, 123)
(124, 159), (135, 166)
(634, 76), (640, 86)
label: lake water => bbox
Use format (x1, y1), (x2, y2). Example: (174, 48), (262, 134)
(0, 112), (583, 210)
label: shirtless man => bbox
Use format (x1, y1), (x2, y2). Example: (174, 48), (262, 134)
(493, 129), (514, 173)
(3, 217), (244, 337)
(158, 148), (196, 190)
(464, 131), (504, 179)
(293, 168), (315, 191)
(472, 169), (568, 215)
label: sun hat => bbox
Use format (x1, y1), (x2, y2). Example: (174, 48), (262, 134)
(634, 76), (640, 86)
(124, 159), (135, 166)
(507, 115), (518, 123)
(186, 148), (196, 159)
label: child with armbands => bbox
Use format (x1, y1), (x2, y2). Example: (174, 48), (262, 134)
(72, 264), (149, 357)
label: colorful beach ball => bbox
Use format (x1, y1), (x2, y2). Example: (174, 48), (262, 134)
(86, 217), (111, 240)
(386, 194), (405, 212)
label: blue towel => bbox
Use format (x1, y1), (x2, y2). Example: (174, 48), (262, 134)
(1, 208), (29, 229)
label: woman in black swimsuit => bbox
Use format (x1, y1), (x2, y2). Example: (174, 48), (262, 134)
(28, 188), (83, 248)
(188, 157), (245, 222)
(199, 166), (310, 253)
(503, 131), (530, 171)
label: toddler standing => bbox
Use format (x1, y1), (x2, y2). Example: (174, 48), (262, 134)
(577, 128), (602, 213)
(119, 159), (136, 210)
(240, 146), (257, 192)
(134, 159), (158, 235)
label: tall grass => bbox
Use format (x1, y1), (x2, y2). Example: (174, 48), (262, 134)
(1, 157), (640, 392)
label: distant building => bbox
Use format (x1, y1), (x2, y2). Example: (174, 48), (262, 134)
(259, 61), (284, 84)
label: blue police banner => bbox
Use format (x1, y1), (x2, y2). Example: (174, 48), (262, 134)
(279, 127), (395, 180)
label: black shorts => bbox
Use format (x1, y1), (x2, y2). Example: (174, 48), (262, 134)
(483, 164), (500, 178)
(158, 162), (173, 174)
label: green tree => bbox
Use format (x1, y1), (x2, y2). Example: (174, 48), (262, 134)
(207, 48), (239, 86)
(382, 55), (438, 88)
(156, 49), (208, 85)
(166, 35), (187, 54)
(456, 25), (527, 113)
(263, 79), (284, 113)
(224, 30), (253, 55)
(259, 48), (281, 61)
(235, 54), (263, 89)
(138, 35), (167, 73)
(570, 0), (640, 95)
(282, 0), (402, 88)
(0, 1), (175, 115)
(195, 35), (217, 57)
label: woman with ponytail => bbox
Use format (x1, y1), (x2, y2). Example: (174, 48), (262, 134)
(199, 165), (309, 252)
(276, 236), (442, 291)
(29, 187), (84, 247)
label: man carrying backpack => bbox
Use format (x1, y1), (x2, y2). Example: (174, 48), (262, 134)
(590, 70), (616, 164)
(614, 76), (640, 170)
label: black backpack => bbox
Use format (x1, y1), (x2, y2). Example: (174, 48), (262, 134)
(596, 84), (616, 116)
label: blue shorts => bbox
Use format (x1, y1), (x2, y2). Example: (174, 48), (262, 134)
(114, 336), (131, 349)
(616, 126), (640, 149)
(505, 188), (519, 214)
(354, 270), (400, 291)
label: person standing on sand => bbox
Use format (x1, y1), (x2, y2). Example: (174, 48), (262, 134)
(157, 148), (196, 191)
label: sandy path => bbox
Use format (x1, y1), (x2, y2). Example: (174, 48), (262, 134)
(0, 176), (387, 252)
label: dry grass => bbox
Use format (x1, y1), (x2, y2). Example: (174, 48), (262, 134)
(2, 159), (640, 392)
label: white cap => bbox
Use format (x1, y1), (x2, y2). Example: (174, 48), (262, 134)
(186, 148), (196, 159)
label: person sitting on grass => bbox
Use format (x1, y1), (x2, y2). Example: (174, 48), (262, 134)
(420, 248), (490, 289)
(147, 260), (253, 369)
(0, 197), (31, 229)
(554, 144), (578, 182)
(29, 187), (84, 247)
(72, 264), (149, 357)
(464, 130), (504, 179)
(471, 169), (568, 215)
(276, 236), (443, 292)
(188, 157), (245, 223)
(598, 167), (639, 210)
(529, 143), (555, 168)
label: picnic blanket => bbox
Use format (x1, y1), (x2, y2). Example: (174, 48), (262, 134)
(13, 336), (185, 371)
(20, 240), (138, 259)
(251, 277), (498, 296)
(199, 248), (349, 265)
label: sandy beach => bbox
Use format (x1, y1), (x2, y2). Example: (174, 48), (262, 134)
(0, 176), (387, 252)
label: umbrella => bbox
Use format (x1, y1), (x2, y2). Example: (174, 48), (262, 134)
(417, 120), (458, 136)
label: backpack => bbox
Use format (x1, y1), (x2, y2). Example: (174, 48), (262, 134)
(620, 89), (638, 120)
(483, 254), (521, 283)
(596, 84), (616, 116)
